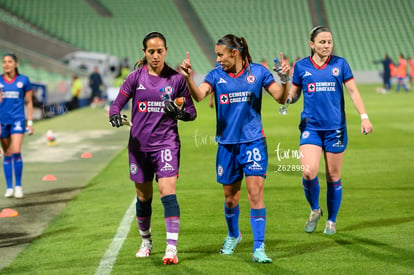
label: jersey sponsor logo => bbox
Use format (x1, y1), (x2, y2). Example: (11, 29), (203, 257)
(248, 161), (263, 171)
(332, 67), (340, 76)
(304, 71), (312, 77)
(138, 101), (166, 112)
(218, 78), (227, 84)
(219, 94), (229, 104)
(315, 82), (336, 92)
(302, 131), (310, 139)
(136, 84), (146, 90)
(17, 81), (23, 89)
(2, 91), (20, 98)
(160, 162), (174, 172)
(246, 75), (256, 83)
(130, 163), (138, 174)
(217, 165), (224, 176)
(228, 91), (251, 103)
(307, 83), (316, 92)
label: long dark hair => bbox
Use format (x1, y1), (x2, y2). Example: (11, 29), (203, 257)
(3, 52), (19, 75)
(216, 34), (252, 65)
(134, 31), (167, 69)
(309, 26), (330, 56)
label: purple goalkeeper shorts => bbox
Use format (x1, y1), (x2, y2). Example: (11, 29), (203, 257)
(128, 147), (180, 183)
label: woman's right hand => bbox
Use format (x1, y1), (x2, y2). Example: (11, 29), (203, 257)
(180, 52), (192, 78)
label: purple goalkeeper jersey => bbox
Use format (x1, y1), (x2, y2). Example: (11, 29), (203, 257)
(109, 64), (196, 151)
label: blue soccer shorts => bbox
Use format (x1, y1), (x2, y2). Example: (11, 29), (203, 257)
(216, 138), (268, 185)
(1, 120), (26, 138)
(299, 127), (348, 153)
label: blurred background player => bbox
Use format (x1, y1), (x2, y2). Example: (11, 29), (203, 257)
(109, 31), (196, 265)
(395, 53), (409, 92)
(287, 26), (373, 235)
(0, 52), (34, 198)
(69, 74), (82, 110)
(180, 34), (290, 263)
(408, 54), (414, 86)
(373, 54), (393, 93)
(89, 66), (103, 107)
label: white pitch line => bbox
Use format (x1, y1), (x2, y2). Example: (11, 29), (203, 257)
(95, 198), (136, 275)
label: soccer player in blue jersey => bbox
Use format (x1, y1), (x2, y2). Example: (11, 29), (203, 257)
(180, 34), (290, 263)
(287, 26), (373, 235)
(0, 53), (34, 199)
(109, 32), (196, 265)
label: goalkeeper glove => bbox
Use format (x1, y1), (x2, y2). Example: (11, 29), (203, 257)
(164, 101), (191, 121)
(109, 114), (131, 127)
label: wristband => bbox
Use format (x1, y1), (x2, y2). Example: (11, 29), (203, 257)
(360, 114), (369, 120)
(27, 120), (33, 126)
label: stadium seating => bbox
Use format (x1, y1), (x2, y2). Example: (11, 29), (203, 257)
(0, 0), (412, 73)
(324, 0), (413, 70)
(0, 0), (211, 73)
(190, 0), (313, 67)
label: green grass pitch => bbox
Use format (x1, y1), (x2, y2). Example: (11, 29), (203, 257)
(2, 84), (414, 274)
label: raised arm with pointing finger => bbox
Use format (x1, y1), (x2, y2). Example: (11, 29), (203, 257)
(180, 34), (291, 263)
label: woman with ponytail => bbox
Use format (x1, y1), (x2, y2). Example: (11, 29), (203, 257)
(180, 34), (290, 263)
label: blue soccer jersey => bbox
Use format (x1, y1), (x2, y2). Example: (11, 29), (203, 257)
(204, 63), (275, 144)
(292, 55), (354, 130)
(0, 74), (32, 124)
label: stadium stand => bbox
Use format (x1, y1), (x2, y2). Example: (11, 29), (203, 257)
(0, 0), (412, 74)
(321, 0), (413, 71)
(190, 0), (313, 68)
(0, 0), (211, 73)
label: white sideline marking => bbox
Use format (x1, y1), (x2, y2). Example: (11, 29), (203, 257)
(95, 198), (136, 275)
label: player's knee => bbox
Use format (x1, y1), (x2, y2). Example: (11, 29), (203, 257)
(224, 197), (239, 209)
(302, 168), (317, 180)
(161, 194), (180, 218)
(326, 173), (340, 183)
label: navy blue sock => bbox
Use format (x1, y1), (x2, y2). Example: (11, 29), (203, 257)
(136, 197), (152, 240)
(225, 204), (240, 238)
(136, 197), (152, 218)
(3, 156), (13, 189)
(161, 194), (180, 218)
(13, 153), (23, 187)
(327, 179), (342, 222)
(302, 177), (320, 210)
(250, 208), (266, 250)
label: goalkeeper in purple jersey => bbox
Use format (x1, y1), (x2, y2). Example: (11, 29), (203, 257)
(180, 34), (290, 263)
(109, 32), (196, 265)
(0, 53), (34, 199)
(287, 26), (373, 235)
